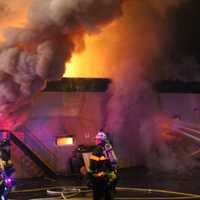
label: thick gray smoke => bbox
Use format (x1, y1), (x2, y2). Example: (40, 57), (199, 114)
(0, 0), (122, 124)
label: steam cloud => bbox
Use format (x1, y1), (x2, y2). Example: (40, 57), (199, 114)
(0, 0), (122, 122)
(103, 0), (200, 171)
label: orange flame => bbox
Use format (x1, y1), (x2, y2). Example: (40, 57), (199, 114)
(64, 1), (131, 78)
(64, 21), (118, 78)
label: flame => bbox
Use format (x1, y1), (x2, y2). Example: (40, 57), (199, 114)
(64, 1), (131, 78)
(64, 22), (118, 78)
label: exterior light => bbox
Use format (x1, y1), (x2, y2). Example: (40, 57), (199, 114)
(56, 136), (74, 146)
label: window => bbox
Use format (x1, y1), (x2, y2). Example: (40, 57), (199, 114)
(56, 136), (74, 146)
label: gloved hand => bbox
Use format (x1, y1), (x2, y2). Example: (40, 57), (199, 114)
(108, 171), (117, 183)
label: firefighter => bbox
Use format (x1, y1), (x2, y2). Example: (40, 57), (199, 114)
(96, 131), (118, 191)
(0, 156), (5, 199)
(0, 139), (15, 199)
(0, 140), (14, 176)
(96, 131), (118, 170)
(88, 132), (117, 200)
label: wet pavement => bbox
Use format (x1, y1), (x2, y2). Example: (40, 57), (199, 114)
(8, 167), (200, 199)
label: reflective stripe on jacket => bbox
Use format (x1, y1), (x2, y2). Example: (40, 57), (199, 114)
(88, 145), (114, 179)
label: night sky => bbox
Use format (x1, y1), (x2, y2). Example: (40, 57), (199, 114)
(170, 0), (200, 60)
(163, 0), (200, 81)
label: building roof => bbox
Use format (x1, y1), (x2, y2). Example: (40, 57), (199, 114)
(43, 78), (111, 92)
(155, 80), (200, 93)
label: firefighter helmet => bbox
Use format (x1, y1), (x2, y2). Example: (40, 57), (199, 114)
(96, 131), (107, 141)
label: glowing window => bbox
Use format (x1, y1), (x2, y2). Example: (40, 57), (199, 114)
(56, 136), (74, 146)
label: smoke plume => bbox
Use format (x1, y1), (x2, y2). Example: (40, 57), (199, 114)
(101, 0), (200, 171)
(0, 0), (123, 127)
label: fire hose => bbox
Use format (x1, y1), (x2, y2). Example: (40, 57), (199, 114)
(46, 186), (200, 200)
(172, 120), (200, 143)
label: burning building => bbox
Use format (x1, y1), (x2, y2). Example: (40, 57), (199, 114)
(0, 0), (200, 177)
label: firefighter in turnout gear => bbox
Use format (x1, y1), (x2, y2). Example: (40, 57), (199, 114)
(96, 131), (118, 170)
(0, 139), (15, 200)
(96, 131), (118, 191)
(88, 131), (118, 200)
